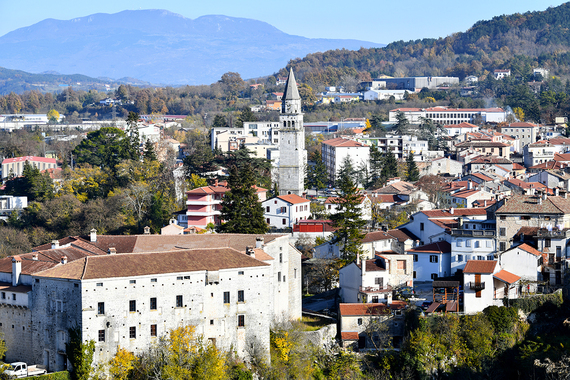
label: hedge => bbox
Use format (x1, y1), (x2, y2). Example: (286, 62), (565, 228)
(27, 371), (70, 380)
(504, 290), (563, 313)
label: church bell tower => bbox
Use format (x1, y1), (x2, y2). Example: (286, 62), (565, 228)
(278, 68), (306, 196)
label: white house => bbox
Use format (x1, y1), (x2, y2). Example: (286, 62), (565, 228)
(362, 89), (407, 101)
(263, 194), (311, 228)
(324, 195), (372, 221)
(321, 137), (370, 184)
(407, 241), (451, 282)
(422, 157), (463, 177)
(498, 243), (542, 288)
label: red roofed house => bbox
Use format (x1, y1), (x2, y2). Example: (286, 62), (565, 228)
(321, 137), (370, 185)
(2, 156), (57, 180)
(339, 302), (405, 351)
(407, 241), (452, 281)
(498, 122), (540, 150)
(443, 122), (480, 136)
(185, 180), (267, 228)
(463, 260), (521, 313)
(262, 194), (311, 228)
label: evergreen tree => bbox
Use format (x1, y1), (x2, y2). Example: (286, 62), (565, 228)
(330, 176), (366, 263)
(406, 152), (420, 182)
(306, 151), (327, 190)
(4, 161), (54, 201)
(380, 150), (398, 183)
(211, 114), (229, 128)
(337, 156), (357, 188)
(234, 107), (257, 128)
(369, 144), (383, 188)
(394, 111), (410, 135)
(143, 139), (157, 161)
(125, 112), (141, 160)
(73, 126), (139, 171)
(218, 164), (268, 234)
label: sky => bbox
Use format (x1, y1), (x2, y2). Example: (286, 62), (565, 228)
(0, 0), (567, 43)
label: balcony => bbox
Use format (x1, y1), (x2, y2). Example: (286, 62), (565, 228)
(536, 229), (570, 239)
(450, 229), (495, 237)
(469, 282), (485, 291)
(359, 285), (393, 294)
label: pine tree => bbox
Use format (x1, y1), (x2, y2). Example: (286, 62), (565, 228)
(143, 139), (157, 161)
(234, 107), (257, 128)
(211, 114), (229, 128)
(218, 164), (268, 234)
(369, 144), (383, 188)
(337, 156), (357, 188)
(330, 176), (366, 263)
(380, 150), (398, 183)
(406, 152), (420, 182)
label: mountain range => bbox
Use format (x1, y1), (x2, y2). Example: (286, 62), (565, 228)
(0, 10), (382, 86)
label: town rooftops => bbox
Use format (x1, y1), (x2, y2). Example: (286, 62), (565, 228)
(362, 231), (394, 243)
(35, 247), (270, 280)
(421, 208), (488, 218)
(357, 258), (387, 272)
(444, 122), (479, 129)
(505, 122), (539, 128)
(469, 156), (512, 165)
(472, 173), (494, 182)
(339, 303), (390, 316)
(322, 137), (369, 148)
(372, 180), (416, 195)
(529, 161), (565, 170)
(390, 107), (504, 113)
(463, 260), (497, 274)
(496, 195), (570, 215)
(388, 228), (419, 242)
(455, 141), (508, 148)
(0, 247), (102, 276)
(2, 156), (57, 165)
(512, 243), (542, 257)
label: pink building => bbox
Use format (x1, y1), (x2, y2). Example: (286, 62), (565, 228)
(186, 180), (267, 228)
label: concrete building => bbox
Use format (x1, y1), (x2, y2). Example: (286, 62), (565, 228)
(408, 241), (452, 281)
(321, 137), (370, 184)
(362, 89), (407, 101)
(498, 122), (540, 150)
(389, 107), (507, 125)
(2, 156), (57, 180)
(0, 233), (301, 372)
(357, 135), (429, 160)
(422, 157), (463, 177)
(367, 76), (459, 91)
(278, 68), (307, 196)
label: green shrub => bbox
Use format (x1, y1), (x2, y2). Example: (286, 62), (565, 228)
(505, 290), (563, 313)
(27, 371), (71, 380)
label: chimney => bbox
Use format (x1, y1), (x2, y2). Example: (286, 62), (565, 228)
(468, 180), (472, 190)
(543, 192), (547, 201)
(61, 256), (68, 265)
(12, 256), (21, 286)
(108, 247), (117, 255)
(144, 226), (151, 235)
(32, 254), (38, 261)
(484, 200), (487, 207)
(245, 246), (255, 258)
(51, 240), (59, 249)
(361, 256), (366, 276)
(450, 207), (454, 215)
(255, 237), (264, 249)
(555, 188), (560, 197)
(90, 228), (97, 242)
(214, 179), (218, 187)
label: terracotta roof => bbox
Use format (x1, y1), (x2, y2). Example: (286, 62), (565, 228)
(2, 156), (57, 164)
(371, 194), (403, 203)
(362, 231), (395, 243)
(408, 241), (451, 254)
(463, 260), (497, 274)
(372, 181), (416, 195)
(0, 247), (100, 276)
(339, 303), (390, 316)
(514, 243), (542, 257)
(472, 173), (494, 182)
(452, 189), (482, 199)
(496, 195), (570, 215)
(444, 122), (479, 129)
(507, 122), (539, 128)
(554, 153), (570, 162)
(470, 156), (512, 165)
(341, 332), (359, 340)
(512, 163), (525, 170)
(493, 269), (521, 284)
(514, 226), (540, 239)
(276, 194), (310, 205)
(35, 248), (270, 280)
(322, 137), (369, 148)
(505, 179), (547, 190)
(429, 219), (458, 229)
(529, 161), (564, 170)
(357, 258), (386, 272)
(0, 283), (32, 294)
(456, 141), (508, 148)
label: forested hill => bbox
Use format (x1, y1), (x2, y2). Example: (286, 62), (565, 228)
(282, 2), (570, 87)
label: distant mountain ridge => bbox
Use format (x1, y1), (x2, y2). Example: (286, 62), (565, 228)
(0, 10), (382, 85)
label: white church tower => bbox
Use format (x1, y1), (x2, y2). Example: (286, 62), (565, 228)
(278, 68), (307, 196)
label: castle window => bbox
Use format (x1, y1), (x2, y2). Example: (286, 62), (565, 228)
(150, 325), (157, 337)
(98, 330), (105, 342)
(129, 327), (136, 339)
(238, 315), (245, 327)
(129, 300), (136, 312)
(150, 297), (157, 310)
(97, 302), (105, 315)
(176, 295), (183, 308)
(223, 292), (230, 304)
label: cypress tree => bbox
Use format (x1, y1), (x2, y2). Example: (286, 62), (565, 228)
(406, 152), (420, 182)
(380, 150), (398, 183)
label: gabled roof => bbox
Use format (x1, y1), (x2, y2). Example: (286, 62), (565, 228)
(444, 122), (479, 129)
(35, 247), (270, 280)
(496, 195), (570, 215)
(322, 137), (369, 148)
(472, 173), (494, 182)
(362, 231), (394, 243)
(339, 303), (390, 316)
(372, 181), (416, 195)
(507, 243), (542, 257)
(463, 260), (497, 274)
(0, 247), (101, 276)
(421, 208), (488, 218)
(275, 194), (310, 205)
(408, 241), (451, 254)
(357, 258), (386, 272)
(529, 161), (564, 170)
(388, 228), (419, 242)
(493, 270), (521, 284)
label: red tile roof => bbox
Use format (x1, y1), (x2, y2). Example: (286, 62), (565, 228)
(322, 137), (369, 148)
(493, 269), (521, 284)
(362, 231), (394, 243)
(422, 208), (488, 218)
(35, 247), (270, 280)
(496, 195), (570, 215)
(463, 260), (497, 274)
(358, 258), (387, 272)
(388, 228), (419, 242)
(514, 243), (542, 257)
(339, 303), (390, 316)
(277, 194), (310, 205)
(2, 156), (56, 164)
(341, 331), (359, 340)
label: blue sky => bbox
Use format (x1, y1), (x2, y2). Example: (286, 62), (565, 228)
(0, 0), (566, 43)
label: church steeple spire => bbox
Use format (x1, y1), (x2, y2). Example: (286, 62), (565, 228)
(282, 68), (301, 114)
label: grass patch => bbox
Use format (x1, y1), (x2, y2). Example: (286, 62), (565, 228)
(295, 316), (333, 332)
